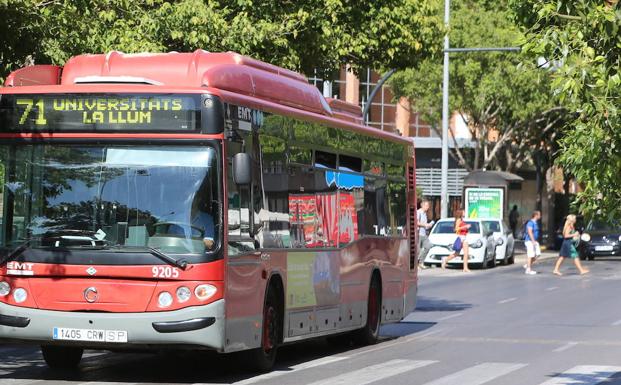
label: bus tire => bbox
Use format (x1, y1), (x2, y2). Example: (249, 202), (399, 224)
(246, 286), (282, 372)
(355, 273), (381, 345)
(41, 345), (83, 369)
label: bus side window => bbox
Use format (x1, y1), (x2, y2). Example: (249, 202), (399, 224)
(387, 181), (406, 236)
(363, 176), (388, 236)
(257, 134), (290, 249)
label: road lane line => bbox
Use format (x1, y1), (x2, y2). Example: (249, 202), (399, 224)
(83, 382), (139, 385)
(232, 355), (349, 385)
(553, 342), (578, 352)
(413, 335), (621, 347)
(437, 312), (463, 321)
(305, 359), (437, 385)
(611, 319), (621, 326)
(498, 297), (517, 304)
(422, 362), (527, 385)
(546, 286), (559, 291)
(539, 365), (621, 385)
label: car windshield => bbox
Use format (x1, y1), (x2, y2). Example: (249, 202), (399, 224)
(587, 220), (620, 232)
(432, 221), (480, 234)
(482, 221), (501, 233)
(0, 144), (219, 256)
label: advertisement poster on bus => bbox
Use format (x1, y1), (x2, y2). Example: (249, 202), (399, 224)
(287, 252), (340, 307)
(289, 192), (359, 248)
(465, 187), (504, 219)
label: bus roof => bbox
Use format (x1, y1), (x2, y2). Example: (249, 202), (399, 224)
(3, 50), (413, 146)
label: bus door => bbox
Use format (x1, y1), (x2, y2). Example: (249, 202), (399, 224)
(223, 124), (268, 352)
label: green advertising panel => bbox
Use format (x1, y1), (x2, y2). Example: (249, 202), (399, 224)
(286, 252), (317, 308)
(465, 188), (504, 219)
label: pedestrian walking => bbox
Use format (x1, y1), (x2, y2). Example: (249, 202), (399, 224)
(509, 205), (520, 237)
(553, 214), (589, 276)
(441, 209), (471, 272)
(523, 210), (542, 275)
(417, 199), (434, 269)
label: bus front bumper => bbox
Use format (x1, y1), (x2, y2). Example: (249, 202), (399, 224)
(0, 299), (225, 351)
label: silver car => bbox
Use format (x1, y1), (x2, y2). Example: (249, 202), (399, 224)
(481, 219), (515, 265)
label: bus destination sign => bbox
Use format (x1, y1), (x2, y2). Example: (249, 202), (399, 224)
(0, 93), (201, 132)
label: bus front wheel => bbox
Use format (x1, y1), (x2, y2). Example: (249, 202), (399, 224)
(355, 274), (382, 345)
(41, 345), (83, 369)
(245, 288), (282, 372)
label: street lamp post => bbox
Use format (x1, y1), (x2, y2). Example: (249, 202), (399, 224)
(440, 0), (450, 218)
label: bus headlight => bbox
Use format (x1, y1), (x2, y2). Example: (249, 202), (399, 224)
(158, 292), (173, 308)
(496, 238), (504, 246)
(195, 284), (217, 301)
(471, 239), (484, 248)
(0, 281), (10, 296)
(581, 233), (591, 242)
(176, 286), (191, 303)
(13, 288), (27, 303)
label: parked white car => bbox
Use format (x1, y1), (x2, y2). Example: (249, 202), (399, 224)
(423, 218), (497, 269)
(480, 219), (515, 265)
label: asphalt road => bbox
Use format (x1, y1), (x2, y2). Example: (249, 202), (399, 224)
(3, 252), (621, 385)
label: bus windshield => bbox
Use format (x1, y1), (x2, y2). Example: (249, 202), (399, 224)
(0, 144), (219, 256)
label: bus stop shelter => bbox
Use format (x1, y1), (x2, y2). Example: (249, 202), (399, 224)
(463, 170), (524, 221)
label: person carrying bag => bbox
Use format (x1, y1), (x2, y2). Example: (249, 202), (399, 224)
(441, 209), (471, 273)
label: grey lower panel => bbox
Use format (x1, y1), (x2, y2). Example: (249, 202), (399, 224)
(283, 300), (373, 344)
(0, 300), (226, 351)
(224, 315), (263, 353)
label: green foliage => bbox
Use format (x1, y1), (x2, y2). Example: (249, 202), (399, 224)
(510, 0), (621, 218)
(390, 0), (564, 172)
(1, 0), (444, 81)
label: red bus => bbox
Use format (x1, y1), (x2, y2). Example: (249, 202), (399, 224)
(0, 51), (418, 371)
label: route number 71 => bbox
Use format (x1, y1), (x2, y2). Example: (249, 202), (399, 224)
(16, 99), (47, 125)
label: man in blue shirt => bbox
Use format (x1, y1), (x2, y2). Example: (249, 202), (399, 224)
(523, 210), (541, 275)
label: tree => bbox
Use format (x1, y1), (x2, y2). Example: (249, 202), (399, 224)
(390, 0), (565, 172)
(510, 0), (621, 219)
(1, 0), (444, 81)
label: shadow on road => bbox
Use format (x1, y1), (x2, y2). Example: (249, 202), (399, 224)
(0, 334), (405, 384)
(380, 321), (437, 338)
(414, 296), (472, 312)
(545, 370), (621, 385)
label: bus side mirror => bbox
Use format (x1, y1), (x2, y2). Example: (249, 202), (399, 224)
(233, 153), (252, 185)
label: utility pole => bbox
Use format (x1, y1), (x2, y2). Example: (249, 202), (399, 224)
(440, 0), (520, 218)
(440, 0), (450, 218)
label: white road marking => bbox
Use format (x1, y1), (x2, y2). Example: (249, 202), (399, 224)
(611, 319), (621, 326)
(345, 329), (445, 359)
(498, 297), (518, 304)
(422, 362), (527, 385)
(539, 365), (621, 384)
(83, 383), (139, 385)
(305, 359), (437, 385)
(232, 355), (349, 385)
(546, 286), (559, 291)
(553, 342), (578, 352)
(437, 312), (463, 321)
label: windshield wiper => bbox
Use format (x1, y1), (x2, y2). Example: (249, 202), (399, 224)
(146, 246), (188, 270)
(111, 245), (188, 270)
